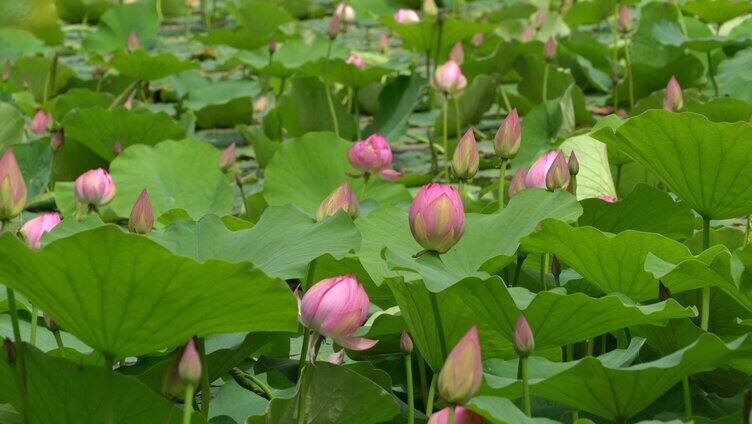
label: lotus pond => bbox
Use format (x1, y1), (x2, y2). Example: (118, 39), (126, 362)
(1, 0), (752, 423)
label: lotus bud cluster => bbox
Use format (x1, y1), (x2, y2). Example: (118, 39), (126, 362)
(300, 275), (377, 351)
(316, 182), (359, 221)
(433, 60), (467, 95)
(409, 183), (465, 254)
(0, 149), (27, 220)
(74, 168), (116, 207)
(437, 326), (482, 404)
(494, 109), (521, 160)
(20, 212), (61, 249)
(452, 129), (479, 180)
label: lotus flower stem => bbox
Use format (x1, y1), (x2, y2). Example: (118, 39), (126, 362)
(566, 343), (574, 361)
(443, 95), (450, 179)
(542, 64), (550, 102)
(707, 51), (719, 97)
(156, 0), (163, 21)
(611, 4), (620, 112)
(417, 355), (429, 408)
(452, 96), (461, 138)
(499, 86), (513, 114)
(425, 373), (437, 415)
(518, 356), (531, 416)
(229, 367), (274, 399)
(623, 37), (635, 109)
(53, 330), (65, 359)
(296, 367), (310, 424)
(182, 384), (194, 424)
(498, 159), (507, 209)
(298, 329), (311, 378)
(361, 173), (370, 198)
(511, 255), (524, 287)
(324, 41), (340, 137)
(700, 217), (711, 330)
(429, 291), (448, 360)
(109, 80), (141, 110)
(202, 0), (212, 30)
(29, 306), (38, 346)
(197, 338), (211, 419)
(6, 287), (29, 424)
(42, 51), (59, 106)
(447, 406), (455, 424)
(404, 354), (415, 424)
(682, 376), (693, 419)
(104, 356), (114, 424)
(354, 88), (362, 139)
(745, 216), (751, 246)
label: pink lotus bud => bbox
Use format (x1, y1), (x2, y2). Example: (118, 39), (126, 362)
(50, 130), (64, 150)
(74, 168), (116, 207)
(433, 60), (467, 95)
(346, 53), (366, 70)
(178, 338), (202, 386)
(379, 168), (402, 181)
(618, 5), (633, 32)
(508, 167), (527, 198)
(327, 14), (341, 39)
(513, 313), (535, 357)
(422, 0), (438, 17)
(400, 331), (413, 354)
(394, 9), (421, 24)
(20, 212), (61, 249)
(327, 350), (346, 365)
(520, 25), (536, 42)
(316, 182), (359, 221)
(334, 3), (355, 22)
(544, 36), (557, 59)
(568, 150), (579, 176)
(348, 134), (393, 174)
(253, 96), (267, 113)
(299, 275), (377, 351)
(126, 31), (139, 52)
(409, 183), (465, 253)
(219, 142), (236, 171)
(428, 407), (484, 424)
(43, 313), (60, 333)
(452, 128), (479, 180)
(0, 149), (27, 220)
(129, 189), (154, 234)
(29, 110), (53, 135)
(268, 39), (278, 55)
(112, 141), (123, 156)
(379, 32), (389, 52)
(525, 150), (561, 188)
(450, 42), (464, 65)
(598, 194), (617, 203)
(437, 326), (482, 404)
(545, 150), (570, 191)
(494, 109), (521, 159)
(471, 32), (484, 47)
(663, 76), (683, 111)
(532, 10), (546, 28)
(3, 338), (15, 364)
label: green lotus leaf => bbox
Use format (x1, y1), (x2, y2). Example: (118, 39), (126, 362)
(108, 49), (198, 82)
(277, 77), (357, 140)
(83, 2), (158, 53)
(468, 396), (559, 424)
(0, 103), (25, 148)
(0, 0), (63, 45)
(363, 74), (423, 142)
(682, 0), (752, 24)
(560, 132), (617, 200)
(0, 28), (47, 61)
(615, 110), (752, 219)
(381, 16), (493, 54)
(301, 58), (394, 88)
(0, 226), (297, 358)
(716, 48), (752, 104)
(4, 56), (75, 102)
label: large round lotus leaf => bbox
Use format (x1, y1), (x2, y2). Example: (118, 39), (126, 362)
(109, 139), (234, 219)
(0, 0), (63, 45)
(0, 227), (298, 358)
(615, 110), (752, 219)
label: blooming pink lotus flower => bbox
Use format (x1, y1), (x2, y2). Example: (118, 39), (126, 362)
(348, 134), (393, 174)
(219, 143), (236, 171)
(126, 31), (139, 52)
(334, 3), (355, 22)
(545, 150), (570, 191)
(521, 25), (536, 42)
(316, 182), (359, 221)
(300, 275), (377, 351)
(20, 212), (61, 249)
(346, 52), (366, 70)
(508, 167), (527, 198)
(178, 339), (202, 386)
(525, 150), (562, 188)
(663, 76), (683, 111)
(29, 110), (53, 135)
(599, 194), (617, 203)
(618, 5), (633, 32)
(394, 9), (420, 24)
(437, 326), (482, 404)
(409, 183), (465, 253)
(434, 60), (467, 95)
(428, 407), (484, 424)
(513, 313), (535, 357)
(450, 42), (465, 64)
(129, 189), (154, 234)
(0, 149), (27, 220)
(74, 168), (116, 207)
(544, 36), (557, 59)
(452, 128), (479, 180)
(494, 109), (521, 159)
